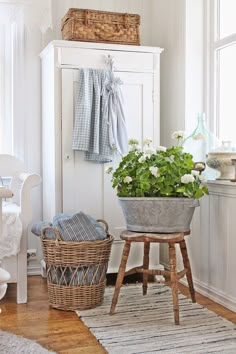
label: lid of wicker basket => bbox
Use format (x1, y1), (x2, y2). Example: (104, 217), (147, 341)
(41, 213), (113, 311)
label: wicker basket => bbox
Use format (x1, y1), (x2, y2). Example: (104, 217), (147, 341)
(41, 219), (113, 311)
(61, 8), (140, 45)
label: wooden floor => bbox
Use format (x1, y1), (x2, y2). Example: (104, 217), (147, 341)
(1, 276), (236, 353)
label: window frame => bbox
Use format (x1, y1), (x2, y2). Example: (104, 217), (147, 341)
(208, 0), (236, 141)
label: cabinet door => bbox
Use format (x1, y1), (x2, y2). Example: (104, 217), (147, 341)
(61, 68), (159, 271)
(62, 68), (154, 226)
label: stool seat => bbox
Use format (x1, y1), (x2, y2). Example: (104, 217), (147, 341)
(120, 230), (190, 243)
(110, 230), (195, 325)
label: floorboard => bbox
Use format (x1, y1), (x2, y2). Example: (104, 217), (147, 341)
(0, 275), (236, 353)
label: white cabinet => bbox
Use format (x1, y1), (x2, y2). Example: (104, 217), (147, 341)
(40, 40), (163, 272)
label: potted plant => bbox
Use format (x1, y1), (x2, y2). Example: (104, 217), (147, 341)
(106, 132), (208, 232)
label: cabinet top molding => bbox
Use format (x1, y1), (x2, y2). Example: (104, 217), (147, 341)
(40, 40), (164, 58)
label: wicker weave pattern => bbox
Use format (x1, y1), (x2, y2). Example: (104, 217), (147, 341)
(61, 8), (140, 45)
(41, 222), (113, 311)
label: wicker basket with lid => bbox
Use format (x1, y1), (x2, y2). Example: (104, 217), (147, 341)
(61, 8), (140, 45)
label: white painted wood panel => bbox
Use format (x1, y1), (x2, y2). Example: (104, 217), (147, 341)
(176, 182), (236, 312)
(61, 67), (159, 272)
(58, 47), (154, 72)
(103, 72), (154, 240)
(62, 69), (104, 217)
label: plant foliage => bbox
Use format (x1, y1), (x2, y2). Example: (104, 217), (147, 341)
(107, 137), (208, 199)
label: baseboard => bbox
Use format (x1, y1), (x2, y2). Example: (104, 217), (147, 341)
(160, 261), (236, 312)
(27, 264), (41, 276)
(180, 277), (236, 313)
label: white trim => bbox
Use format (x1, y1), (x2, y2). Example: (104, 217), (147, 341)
(40, 40), (164, 59)
(27, 264), (41, 276)
(181, 278), (236, 313)
(213, 33), (236, 50)
(208, 0), (236, 140)
(207, 180), (236, 197)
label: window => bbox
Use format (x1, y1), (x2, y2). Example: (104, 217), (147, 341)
(210, 0), (236, 145)
(0, 4), (24, 156)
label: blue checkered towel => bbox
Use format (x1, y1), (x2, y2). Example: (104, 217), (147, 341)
(72, 69), (113, 163)
(72, 69), (128, 163)
(31, 213), (107, 241)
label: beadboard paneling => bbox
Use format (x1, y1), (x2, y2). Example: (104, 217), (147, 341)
(160, 183), (236, 312)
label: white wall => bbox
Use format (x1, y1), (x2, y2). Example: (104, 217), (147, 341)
(151, 0), (204, 146)
(151, 0), (186, 147)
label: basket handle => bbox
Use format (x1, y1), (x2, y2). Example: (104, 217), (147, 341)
(41, 226), (63, 242)
(96, 219), (109, 234)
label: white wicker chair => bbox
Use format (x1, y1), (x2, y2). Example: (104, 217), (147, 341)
(0, 155), (41, 303)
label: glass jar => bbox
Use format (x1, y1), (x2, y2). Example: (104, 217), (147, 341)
(183, 113), (220, 179)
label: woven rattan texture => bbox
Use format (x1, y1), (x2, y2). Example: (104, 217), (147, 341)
(41, 225), (113, 311)
(61, 8), (140, 45)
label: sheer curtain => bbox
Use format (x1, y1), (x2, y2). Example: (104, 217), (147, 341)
(0, 0), (52, 159)
(0, 3), (24, 156)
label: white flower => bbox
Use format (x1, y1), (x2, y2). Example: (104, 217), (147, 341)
(149, 166), (159, 177)
(191, 170), (200, 176)
(130, 145), (137, 151)
(165, 155), (175, 163)
(124, 176), (132, 184)
(199, 174), (207, 185)
(195, 163), (205, 170)
(172, 131), (186, 141)
(181, 174), (195, 184)
(128, 138), (139, 146)
(138, 155), (147, 163)
(156, 146), (167, 152)
(105, 166), (113, 174)
(128, 138), (139, 151)
(144, 147), (156, 157)
(143, 138), (152, 147)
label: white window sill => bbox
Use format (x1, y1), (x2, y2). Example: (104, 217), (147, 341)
(207, 179), (236, 197)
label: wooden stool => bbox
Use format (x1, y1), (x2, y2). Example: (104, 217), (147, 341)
(109, 230), (195, 325)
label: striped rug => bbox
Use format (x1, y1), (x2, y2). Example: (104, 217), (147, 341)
(76, 284), (236, 354)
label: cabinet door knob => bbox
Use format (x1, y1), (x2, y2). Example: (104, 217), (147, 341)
(65, 154), (71, 160)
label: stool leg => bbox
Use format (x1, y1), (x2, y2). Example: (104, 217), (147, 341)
(110, 241), (131, 315)
(168, 242), (179, 325)
(143, 242), (150, 295)
(179, 239), (196, 303)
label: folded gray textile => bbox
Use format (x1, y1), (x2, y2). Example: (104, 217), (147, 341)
(55, 212), (107, 241)
(40, 212), (108, 287)
(31, 221), (52, 236)
(31, 212), (107, 241)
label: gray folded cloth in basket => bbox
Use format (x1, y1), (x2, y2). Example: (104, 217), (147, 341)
(31, 212), (107, 241)
(54, 212), (107, 241)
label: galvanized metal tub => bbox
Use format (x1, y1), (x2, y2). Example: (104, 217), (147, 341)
(119, 197), (200, 233)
